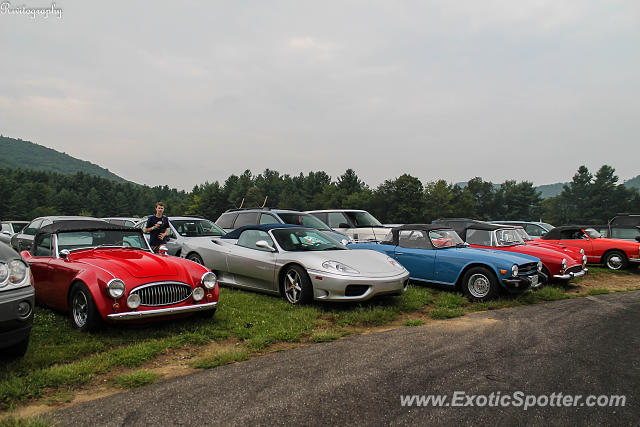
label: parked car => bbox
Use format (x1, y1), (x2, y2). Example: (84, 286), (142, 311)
(537, 226), (640, 270)
(348, 224), (541, 301)
(508, 225), (587, 260)
(591, 214), (640, 242)
(102, 217), (142, 227)
(488, 221), (554, 238)
(21, 220), (218, 331)
(1, 221), (29, 245)
(433, 219), (586, 283)
(11, 216), (101, 252)
(215, 208), (352, 243)
(305, 209), (391, 242)
(0, 242), (34, 357)
(134, 216), (226, 256)
(180, 224), (409, 304)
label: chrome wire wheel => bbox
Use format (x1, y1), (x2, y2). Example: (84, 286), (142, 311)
(284, 270), (303, 304)
(72, 290), (89, 328)
(467, 273), (491, 298)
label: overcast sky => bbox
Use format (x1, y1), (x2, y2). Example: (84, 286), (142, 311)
(1, 1), (638, 190)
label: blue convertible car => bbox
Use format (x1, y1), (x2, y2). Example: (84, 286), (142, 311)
(349, 224), (542, 301)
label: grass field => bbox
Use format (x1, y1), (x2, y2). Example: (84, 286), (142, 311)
(1, 267), (638, 418)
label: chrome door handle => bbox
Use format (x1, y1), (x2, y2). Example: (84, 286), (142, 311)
(396, 252), (405, 255)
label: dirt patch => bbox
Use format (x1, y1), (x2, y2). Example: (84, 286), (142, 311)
(563, 269), (640, 294)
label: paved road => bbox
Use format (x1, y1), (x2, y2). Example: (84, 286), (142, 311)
(51, 291), (640, 426)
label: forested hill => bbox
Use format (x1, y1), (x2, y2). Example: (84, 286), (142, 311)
(0, 135), (127, 182)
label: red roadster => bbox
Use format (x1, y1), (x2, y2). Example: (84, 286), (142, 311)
(21, 220), (219, 331)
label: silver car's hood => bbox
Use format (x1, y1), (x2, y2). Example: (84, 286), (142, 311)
(283, 249), (406, 277)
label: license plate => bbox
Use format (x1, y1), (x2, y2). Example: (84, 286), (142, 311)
(531, 275), (539, 286)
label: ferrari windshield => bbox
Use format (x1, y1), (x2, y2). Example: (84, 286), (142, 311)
(57, 230), (150, 251)
(278, 213), (331, 230)
(172, 219), (225, 237)
(272, 229), (345, 251)
(429, 230), (465, 248)
(495, 228), (525, 246)
(344, 211), (383, 227)
(584, 228), (602, 239)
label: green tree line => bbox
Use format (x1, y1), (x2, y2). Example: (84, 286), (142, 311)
(1, 165), (638, 225)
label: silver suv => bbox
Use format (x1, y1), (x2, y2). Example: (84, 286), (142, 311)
(215, 209), (352, 243)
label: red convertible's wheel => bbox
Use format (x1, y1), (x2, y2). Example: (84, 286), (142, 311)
(69, 283), (101, 332)
(603, 251), (628, 270)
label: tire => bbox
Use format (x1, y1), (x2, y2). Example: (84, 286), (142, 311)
(69, 283), (101, 332)
(538, 266), (551, 285)
(187, 253), (204, 265)
(603, 250), (628, 270)
(461, 267), (499, 302)
(4, 337), (29, 358)
(281, 265), (313, 305)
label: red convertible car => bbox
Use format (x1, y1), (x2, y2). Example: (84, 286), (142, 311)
(434, 220), (587, 283)
(537, 226), (640, 270)
(21, 221), (219, 331)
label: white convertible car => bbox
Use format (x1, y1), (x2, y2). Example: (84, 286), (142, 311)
(180, 224), (409, 304)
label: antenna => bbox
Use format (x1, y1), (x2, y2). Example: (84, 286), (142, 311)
(261, 196), (268, 208)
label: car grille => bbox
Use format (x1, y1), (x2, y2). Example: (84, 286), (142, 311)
(566, 265), (583, 274)
(131, 282), (192, 307)
(517, 262), (539, 276)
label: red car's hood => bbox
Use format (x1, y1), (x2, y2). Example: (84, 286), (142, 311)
(70, 249), (180, 279)
(496, 244), (582, 267)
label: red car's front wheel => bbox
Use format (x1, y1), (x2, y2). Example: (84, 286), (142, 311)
(70, 283), (101, 332)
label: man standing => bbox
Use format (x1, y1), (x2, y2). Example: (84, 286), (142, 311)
(145, 202), (170, 253)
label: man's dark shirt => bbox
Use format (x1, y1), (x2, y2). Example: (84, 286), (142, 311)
(146, 215), (169, 246)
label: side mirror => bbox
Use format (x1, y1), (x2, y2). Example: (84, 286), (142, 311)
(255, 240), (276, 252)
(341, 239), (349, 246)
(59, 249), (70, 260)
(158, 245), (169, 255)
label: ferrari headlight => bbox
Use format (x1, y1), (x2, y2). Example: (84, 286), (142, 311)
(201, 272), (217, 289)
(561, 258), (567, 271)
(8, 260), (28, 285)
(511, 264), (518, 277)
(193, 287), (205, 301)
(0, 262), (8, 285)
(537, 261), (542, 272)
(322, 260), (360, 274)
(127, 293), (141, 309)
(106, 279), (125, 299)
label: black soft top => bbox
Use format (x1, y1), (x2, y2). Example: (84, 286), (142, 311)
(37, 220), (139, 236)
(540, 225), (593, 240)
(433, 219), (516, 240)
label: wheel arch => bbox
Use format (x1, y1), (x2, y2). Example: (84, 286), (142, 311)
(599, 248), (627, 264)
(455, 262), (500, 289)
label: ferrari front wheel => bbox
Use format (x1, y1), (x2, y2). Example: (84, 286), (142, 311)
(69, 283), (101, 332)
(281, 265), (313, 305)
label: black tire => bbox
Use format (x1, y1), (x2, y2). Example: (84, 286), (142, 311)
(4, 337), (29, 358)
(187, 252), (204, 265)
(69, 283), (101, 332)
(603, 250), (628, 271)
(538, 266), (551, 286)
(461, 267), (499, 302)
(281, 265), (313, 304)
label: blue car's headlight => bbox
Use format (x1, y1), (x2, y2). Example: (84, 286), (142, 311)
(322, 261), (360, 274)
(511, 265), (518, 277)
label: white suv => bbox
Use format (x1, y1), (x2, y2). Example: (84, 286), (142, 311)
(305, 210), (391, 242)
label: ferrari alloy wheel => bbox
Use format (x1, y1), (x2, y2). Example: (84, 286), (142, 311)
(461, 267), (498, 302)
(187, 253), (204, 265)
(282, 265), (312, 305)
(70, 283), (101, 332)
(604, 251), (627, 270)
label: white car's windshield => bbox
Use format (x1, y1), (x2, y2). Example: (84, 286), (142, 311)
(172, 219), (225, 237)
(57, 230), (149, 251)
(272, 229), (345, 251)
(345, 211), (383, 227)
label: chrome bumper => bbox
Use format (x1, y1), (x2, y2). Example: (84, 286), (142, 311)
(107, 302), (217, 321)
(629, 258), (640, 264)
(553, 268), (588, 280)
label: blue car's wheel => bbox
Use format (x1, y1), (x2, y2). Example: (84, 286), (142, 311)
(462, 267), (498, 301)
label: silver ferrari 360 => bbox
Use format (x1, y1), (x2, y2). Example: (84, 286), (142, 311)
(180, 224), (409, 304)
